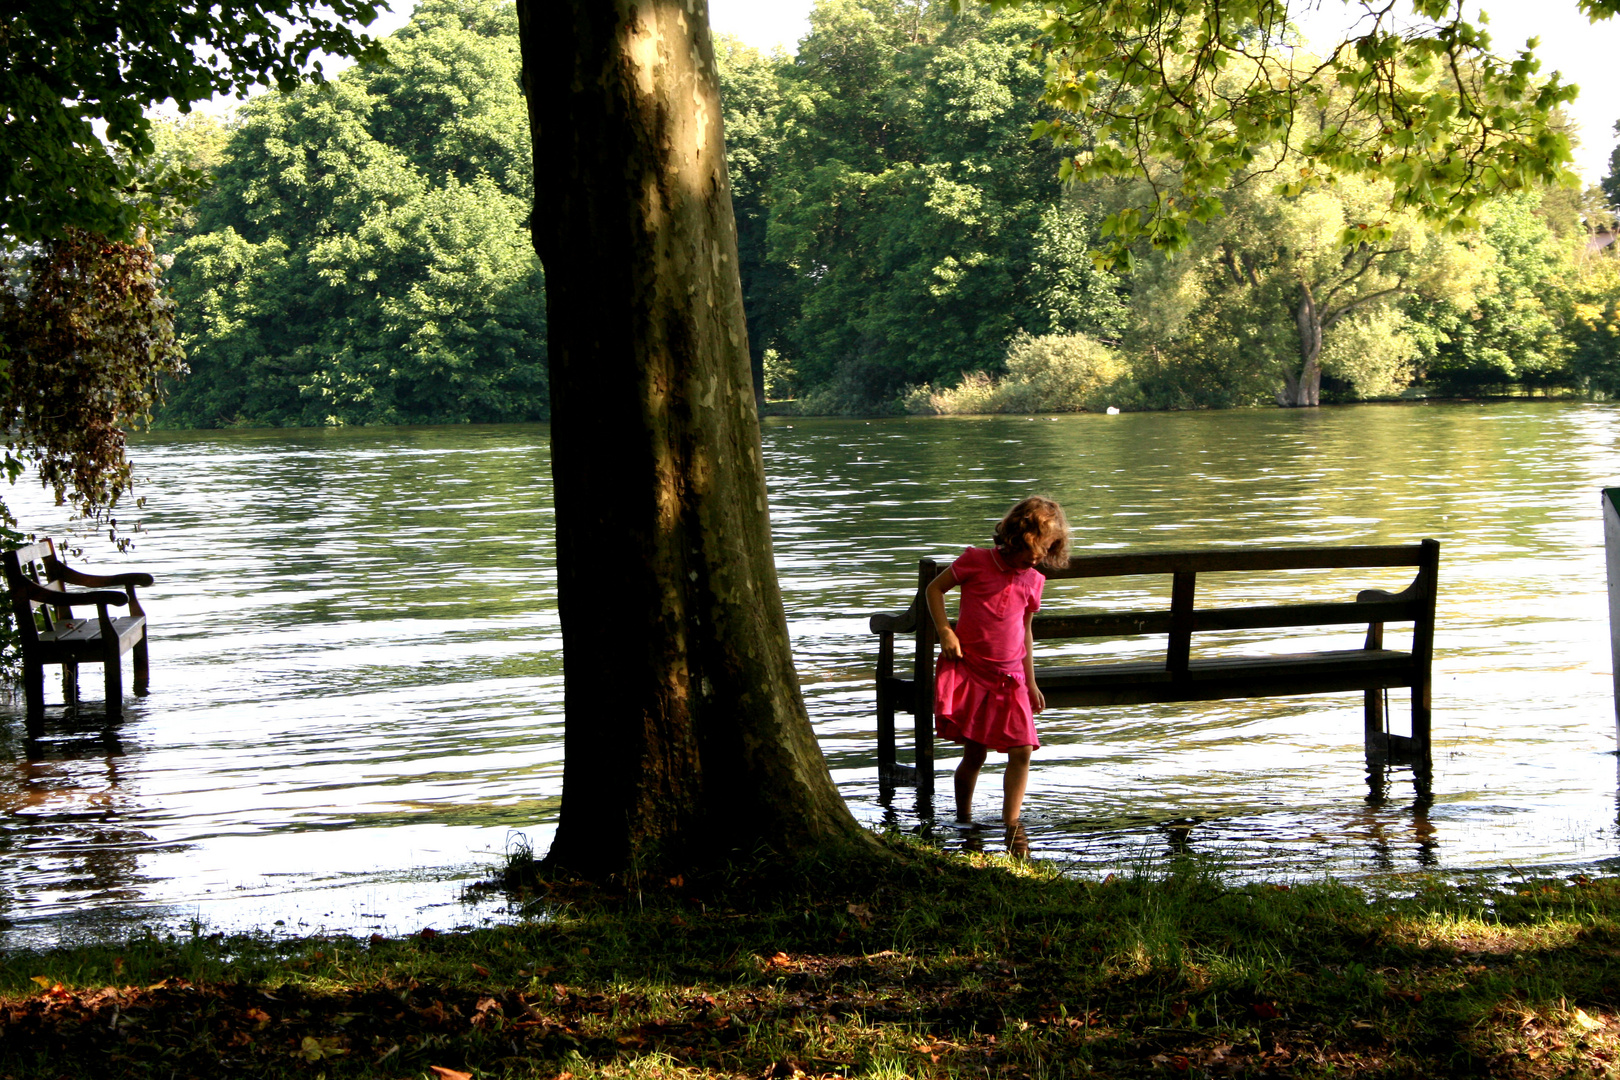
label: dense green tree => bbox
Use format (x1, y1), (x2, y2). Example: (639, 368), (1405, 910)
(1569, 256), (1620, 393)
(1410, 193), (1573, 395)
(1126, 174), (1480, 406)
(160, 0), (547, 427)
(769, 0), (1123, 409)
(714, 37), (793, 406)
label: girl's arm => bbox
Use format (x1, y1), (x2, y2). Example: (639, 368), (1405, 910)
(925, 565), (963, 660)
(1024, 609), (1045, 714)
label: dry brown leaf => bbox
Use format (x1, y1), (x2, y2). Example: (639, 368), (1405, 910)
(428, 1068), (473, 1080)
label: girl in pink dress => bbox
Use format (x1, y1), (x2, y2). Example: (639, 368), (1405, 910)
(925, 496), (1070, 830)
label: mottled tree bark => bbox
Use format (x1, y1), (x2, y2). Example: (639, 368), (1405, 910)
(517, 0), (874, 878)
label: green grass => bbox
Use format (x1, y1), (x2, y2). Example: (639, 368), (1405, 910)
(2, 838), (1620, 1077)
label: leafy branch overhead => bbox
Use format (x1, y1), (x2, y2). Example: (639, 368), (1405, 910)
(0, 231), (187, 529)
(1, 0), (387, 243)
(978, 0), (1620, 265)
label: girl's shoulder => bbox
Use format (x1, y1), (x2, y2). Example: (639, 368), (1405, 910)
(950, 546), (991, 580)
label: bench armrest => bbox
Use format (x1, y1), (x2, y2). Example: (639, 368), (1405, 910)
(1357, 586), (1411, 604)
(46, 559), (153, 589)
(869, 610), (916, 634)
(15, 577), (128, 608)
(44, 589), (130, 608)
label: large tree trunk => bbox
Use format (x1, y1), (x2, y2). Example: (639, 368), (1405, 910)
(518, 0), (874, 880)
(1277, 279), (1323, 407)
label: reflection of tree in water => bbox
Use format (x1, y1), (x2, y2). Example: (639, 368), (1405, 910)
(0, 722), (166, 909)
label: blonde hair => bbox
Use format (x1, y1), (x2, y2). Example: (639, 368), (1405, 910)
(993, 495), (1070, 569)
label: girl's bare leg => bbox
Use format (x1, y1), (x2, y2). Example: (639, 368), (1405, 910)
(1002, 745), (1033, 825)
(955, 741), (989, 823)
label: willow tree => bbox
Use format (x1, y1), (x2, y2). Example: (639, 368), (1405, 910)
(516, 0), (875, 879)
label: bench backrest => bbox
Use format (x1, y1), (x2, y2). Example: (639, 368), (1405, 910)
(1, 540), (68, 648)
(873, 540), (1439, 676)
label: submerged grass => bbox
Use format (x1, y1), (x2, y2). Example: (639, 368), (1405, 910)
(2, 838), (1620, 1077)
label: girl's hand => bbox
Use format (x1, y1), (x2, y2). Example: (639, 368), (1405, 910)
(1029, 684), (1046, 714)
(938, 626), (963, 661)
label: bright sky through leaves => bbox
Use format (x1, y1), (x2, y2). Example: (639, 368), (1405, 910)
(708, 0), (1618, 185)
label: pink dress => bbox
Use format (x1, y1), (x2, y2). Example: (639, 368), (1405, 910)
(934, 546), (1044, 751)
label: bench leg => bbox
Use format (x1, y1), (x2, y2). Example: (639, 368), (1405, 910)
(133, 629), (149, 695)
(1363, 688), (1385, 758)
(22, 660), (44, 738)
(1411, 680), (1432, 772)
(104, 653), (123, 722)
(62, 662), (79, 711)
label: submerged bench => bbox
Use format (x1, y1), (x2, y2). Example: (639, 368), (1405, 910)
(2, 539), (152, 734)
(869, 540), (1439, 795)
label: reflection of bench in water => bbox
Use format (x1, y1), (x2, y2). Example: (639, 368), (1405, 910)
(868, 541), (1439, 796)
(2, 539), (152, 735)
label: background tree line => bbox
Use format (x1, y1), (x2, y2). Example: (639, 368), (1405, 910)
(153, 0), (1620, 427)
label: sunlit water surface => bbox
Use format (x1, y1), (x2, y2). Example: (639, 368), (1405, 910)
(3, 402), (1619, 946)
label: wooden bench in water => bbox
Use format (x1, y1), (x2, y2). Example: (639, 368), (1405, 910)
(2, 539), (153, 734)
(868, 540), (1439, 796)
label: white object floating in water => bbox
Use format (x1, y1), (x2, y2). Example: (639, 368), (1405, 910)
(1106, 406), (1121, 415)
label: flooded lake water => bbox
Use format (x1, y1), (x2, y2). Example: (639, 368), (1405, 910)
(3, 401), (1619, 945)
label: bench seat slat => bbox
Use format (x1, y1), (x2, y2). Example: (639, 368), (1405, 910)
(36, 617), (147, 656)
(887, 648), (1417, 712)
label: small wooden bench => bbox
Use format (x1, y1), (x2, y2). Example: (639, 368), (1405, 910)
(869, 540), (1439, 795)
(2, 540), (152, 733)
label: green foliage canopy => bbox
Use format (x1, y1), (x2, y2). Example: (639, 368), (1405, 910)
(0, 230), (187, 520)
(766, 0), (1125, 408)
(160, 0), (548, 428)
(2, 0), (386, 243)
(1008, 0), (1620, 264)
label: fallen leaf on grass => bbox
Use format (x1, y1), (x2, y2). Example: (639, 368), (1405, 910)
(1169, 1000), (1189, 1019)
(1574, 1008), (1606, 1032)
(1252, 1001), (1279, 1019)
(299, 1035), (347, 1062)
(428, 1068), (473, 1080)
(471, 963), (490, 978)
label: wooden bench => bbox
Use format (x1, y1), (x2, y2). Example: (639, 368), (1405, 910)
(2, 539), (152, 733)
(869, 540), (1439, 795)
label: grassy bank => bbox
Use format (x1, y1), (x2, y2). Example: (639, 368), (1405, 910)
(2, 841), (1619, 1078)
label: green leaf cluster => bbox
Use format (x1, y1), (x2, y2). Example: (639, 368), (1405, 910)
(761, 0), (1126, 410)
(1005, 0), (1617, 265)
(158, 0), (548, 428)
(0, 230), (187, 519)
(1, 0), (387, 243)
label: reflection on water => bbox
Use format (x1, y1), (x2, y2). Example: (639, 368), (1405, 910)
(0, 403), (1617, 944)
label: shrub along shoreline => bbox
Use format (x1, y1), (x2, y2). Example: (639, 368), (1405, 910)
(1, 839), (1618, 1078)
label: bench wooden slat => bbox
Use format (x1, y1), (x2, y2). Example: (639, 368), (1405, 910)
(1033, 598), (1418, 640)
(886, 648), (1417, 711)
(1041, 544), (1430, 578)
